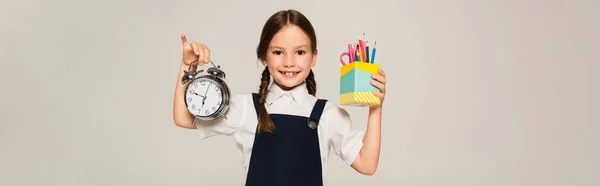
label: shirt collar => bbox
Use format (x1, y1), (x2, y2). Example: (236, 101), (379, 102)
(266, 82), (309, 106)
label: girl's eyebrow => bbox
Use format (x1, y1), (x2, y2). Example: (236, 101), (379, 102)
(295, 45), (309, 49)
(268, 46), (284, 50)
(269, 45), (309, 50)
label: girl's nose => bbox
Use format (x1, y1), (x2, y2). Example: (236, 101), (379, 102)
(283, 54), (296, 67)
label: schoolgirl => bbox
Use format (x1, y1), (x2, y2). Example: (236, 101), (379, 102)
(173, 9), (387, 186)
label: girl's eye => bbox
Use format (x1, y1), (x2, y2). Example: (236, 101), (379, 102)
(272, 51), (283, 55)
(296, 50), (306, 55)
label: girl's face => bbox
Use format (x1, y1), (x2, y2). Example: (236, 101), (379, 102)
(264, 24), (317, 90)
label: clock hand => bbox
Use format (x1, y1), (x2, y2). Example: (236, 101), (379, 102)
(192, 91), (205, 98)
(201, 83), (212, 108)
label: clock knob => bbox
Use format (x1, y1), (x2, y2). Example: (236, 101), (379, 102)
(181, 60), (205, 85)
(207, 67), (226, 79)
(181, 69), (204, 85)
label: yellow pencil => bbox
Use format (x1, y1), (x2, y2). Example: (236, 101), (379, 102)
(358, 44), (364, 62)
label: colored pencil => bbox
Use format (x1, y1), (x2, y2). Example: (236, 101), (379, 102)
(371, 41), (377, 63)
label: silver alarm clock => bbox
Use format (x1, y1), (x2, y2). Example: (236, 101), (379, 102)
(181, 60), (231, 121)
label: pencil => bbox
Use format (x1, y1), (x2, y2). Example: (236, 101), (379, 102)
(354, 43), (359, 62)
(371, 41), (377, 63)
(358, 39), (366, 63)
(366, 41), (370, 63)
(358, 44), (364, 62)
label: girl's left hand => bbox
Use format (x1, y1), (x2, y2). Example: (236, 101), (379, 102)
(370, 68), (386, 108)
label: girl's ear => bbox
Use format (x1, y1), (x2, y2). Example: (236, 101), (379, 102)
(312, 49), (318, 67)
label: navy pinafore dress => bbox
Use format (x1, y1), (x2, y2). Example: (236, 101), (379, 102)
(245, 93), (328, 186)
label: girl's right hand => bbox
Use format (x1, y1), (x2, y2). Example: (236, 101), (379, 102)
(180, 33), (211, 66)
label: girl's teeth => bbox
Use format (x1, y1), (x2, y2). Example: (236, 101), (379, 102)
(281, 71), (297, 76)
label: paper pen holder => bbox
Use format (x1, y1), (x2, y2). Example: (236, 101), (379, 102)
(340, 62), (381, 106)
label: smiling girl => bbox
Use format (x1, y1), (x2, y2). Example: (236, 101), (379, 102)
(173, 9), (387, 186)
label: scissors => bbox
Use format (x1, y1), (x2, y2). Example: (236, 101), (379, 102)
(339, 44), (355, 66)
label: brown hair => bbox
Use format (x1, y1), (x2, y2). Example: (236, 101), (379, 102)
(255, 9), (318, 133)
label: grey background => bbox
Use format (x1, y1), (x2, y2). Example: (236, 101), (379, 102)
(1, 0), (598, 185)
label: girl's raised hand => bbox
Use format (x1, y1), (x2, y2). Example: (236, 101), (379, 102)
(180, 33), (211, 66)
(370, 68), (387, 108)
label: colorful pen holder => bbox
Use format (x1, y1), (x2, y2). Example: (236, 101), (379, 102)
(340, 62), (381, 106)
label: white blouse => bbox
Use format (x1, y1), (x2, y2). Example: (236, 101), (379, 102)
(194, 82), (364, 180)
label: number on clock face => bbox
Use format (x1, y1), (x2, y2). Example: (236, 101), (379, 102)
(186, 79), (224, 117)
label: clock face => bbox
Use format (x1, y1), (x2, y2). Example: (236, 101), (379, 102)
(185, 79), (224, 117)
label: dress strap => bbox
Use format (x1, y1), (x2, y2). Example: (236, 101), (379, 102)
(308, 99), (328, 128)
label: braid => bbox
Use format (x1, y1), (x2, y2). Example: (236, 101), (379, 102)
(258, 67), (270, 104)
(257, 67), (275, 133)
(306, 69), (317, 96)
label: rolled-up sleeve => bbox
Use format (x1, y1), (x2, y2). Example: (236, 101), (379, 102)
(324, 104), (365, 166)
(195, 94), (245, 139)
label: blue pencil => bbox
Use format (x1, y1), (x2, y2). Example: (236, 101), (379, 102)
(370, 41), (377, 63)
